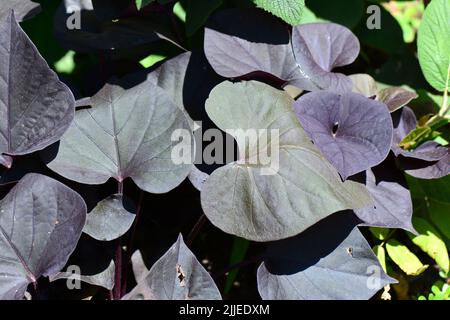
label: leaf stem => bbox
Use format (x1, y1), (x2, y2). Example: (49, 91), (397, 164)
(213, 255), (263, 280)
(439, 63), (450, 117)
(113, 238), (122, 300)
(186, 214), (207, 246)
(122, 190), (145, 295)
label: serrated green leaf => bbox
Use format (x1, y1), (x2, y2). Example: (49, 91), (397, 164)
(254, 0), (305, 25)
(409, 217), (449, 274)
(385, 240), (428, 276)
(417, 0), (450, 92)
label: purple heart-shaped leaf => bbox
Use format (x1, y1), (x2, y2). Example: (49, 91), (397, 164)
(204, 9), (359, 92)
(0, 174), (86, 300)
(294, 91), (393, 180)
(353, 155), (415, 233)
(257, 212), (395, 300)
(0, 12), (75, 166)
(291, 23), (360, 92)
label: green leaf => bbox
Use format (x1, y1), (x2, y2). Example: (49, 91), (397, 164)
(406, 176), (450, 240)
(417, 0), (450, 92)
(139, 54), (166, 68)
(385, 239), (428, 276)
(186, 0), (222, 36)
(224, 237), (250, 294)
(373, 245), (387, 272)
(306, 0), (364, 29)
(370, 227), (390, 241)
(408, 217), (449, 274)
(399, 125), (441, 150)
(254, 0), (305, 26)
(136, 0), (154, 10)
(173, 1), (186, 22)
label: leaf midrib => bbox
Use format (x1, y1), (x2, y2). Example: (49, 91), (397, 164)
(0, 222), (36, 283)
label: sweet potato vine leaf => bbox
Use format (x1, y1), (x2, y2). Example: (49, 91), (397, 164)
(201, 81), (371, 242)
(204, 9), (359, 92)
(0, 174), (87, 300)
(353, 155), (415, 233)
(294, 91), (393, 180)
(124, 235), (221, 300)
(257, 212), (395, 300)
(0, 1), (41, 22)
(0, 12), (75, 166)
(83, 194), (135, 242)
(45, 76), (193, 194)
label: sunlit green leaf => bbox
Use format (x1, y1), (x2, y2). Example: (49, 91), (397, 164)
(254, 0), (305, 25)
(385, 239), (428, 276)
(409, 217), (449, 274)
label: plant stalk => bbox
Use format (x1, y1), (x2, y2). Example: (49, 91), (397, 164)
(187, 214), (207, 246)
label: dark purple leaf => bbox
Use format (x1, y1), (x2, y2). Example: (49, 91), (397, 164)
(290, 23), (360, 92)
(0, 12), (75, 165)
(353, 155), (415, 233)
(377, 87), (418, 112)
(0, 1), (41, 22)
(0, 155), (12, 169)
(204, 9), (359, 92)
(123, 235), (221, 300)
(204, 9), (295, 81)
(403, 151), (450, 179)
(0, 173), (86, 300)
(257, 212), (395, 300)
(83, 194), (135, 242)
(294, 91), (393, 180)
(54, 0), (178, 53)
(45, 76), (193, 194)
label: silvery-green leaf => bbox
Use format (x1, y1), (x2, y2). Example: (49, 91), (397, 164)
(0, 12), (75, 162)
(49, 260), (115, 290)
(349, 74), (378, 97)
(46, 77), (193, 194)
(123, 235), (221, 300)
(131, 250), (149, 283)
(257, 212), (395, 300)
(83, 194), (135, 242)
(0, 174), (86, 300)
(201, 81), (371, 242)
(188, 166), (209, 192)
